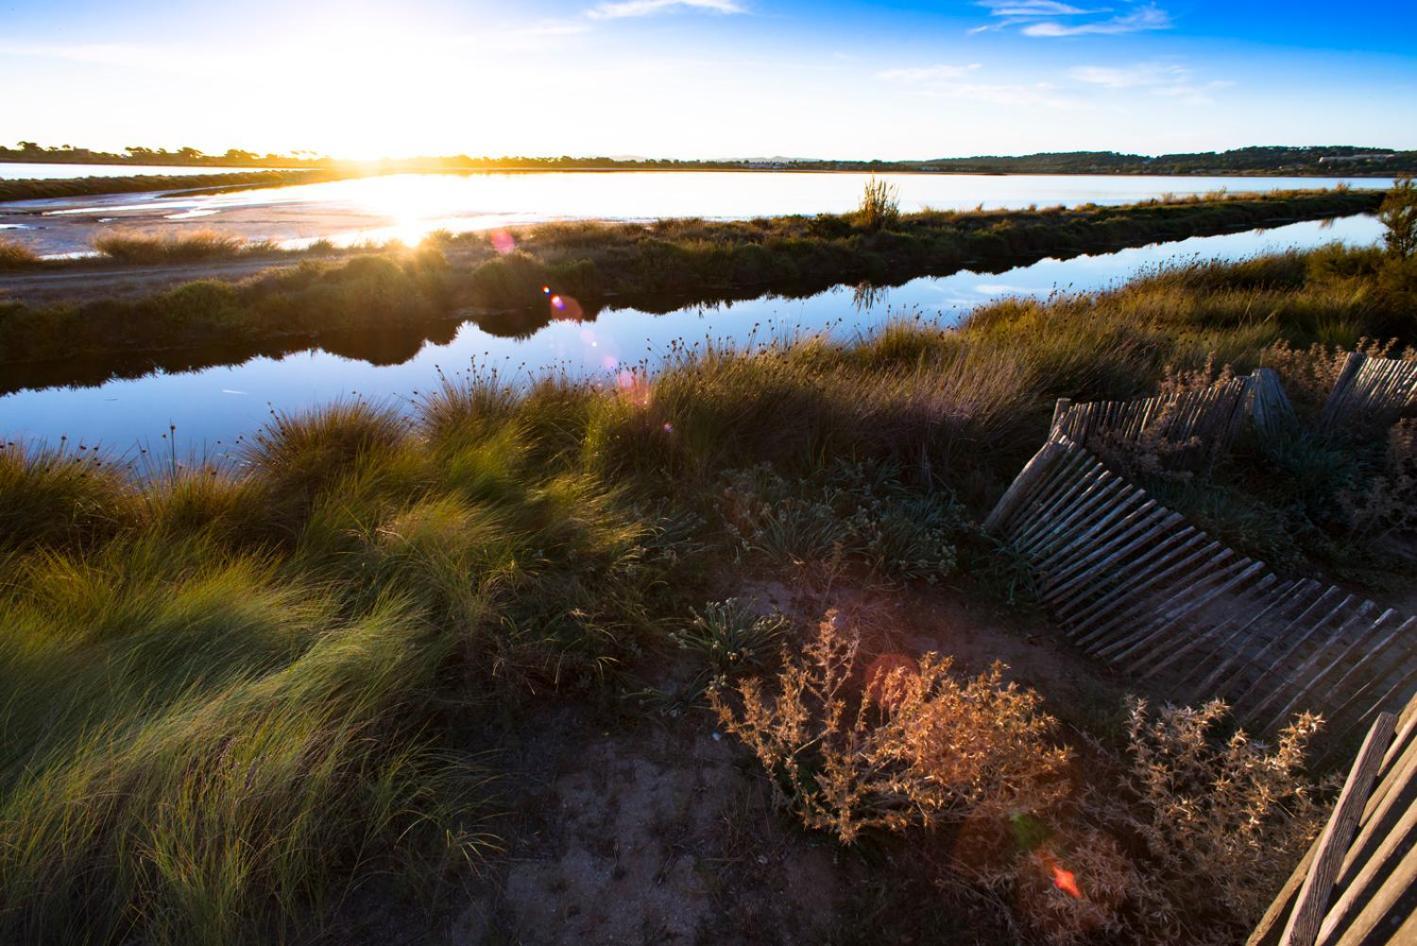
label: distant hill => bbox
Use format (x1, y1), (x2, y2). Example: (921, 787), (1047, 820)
(1, 142), (1412, 177)
(914, 147), (1416, 176)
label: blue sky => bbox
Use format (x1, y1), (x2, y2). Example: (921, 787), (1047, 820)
(2, 1), (1414, 159)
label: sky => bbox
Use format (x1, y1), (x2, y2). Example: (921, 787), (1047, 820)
(2, 0), (1415, 160)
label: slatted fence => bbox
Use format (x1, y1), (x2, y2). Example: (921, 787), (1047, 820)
(1248, 691), (1417, 946)
(1050, 368), (1297, 467)
(1320, 353), (1417, 433)
(984, 433), (1417, 756)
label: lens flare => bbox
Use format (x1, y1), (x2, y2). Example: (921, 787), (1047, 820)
(491, 229), (516, 254)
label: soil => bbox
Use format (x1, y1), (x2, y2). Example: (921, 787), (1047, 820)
(334, 579), (1133, 945)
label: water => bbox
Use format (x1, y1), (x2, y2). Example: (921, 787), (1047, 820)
(0, 170), (1392, 257)
(0, 163), (270, 180)
(0, 215), (1383, 455)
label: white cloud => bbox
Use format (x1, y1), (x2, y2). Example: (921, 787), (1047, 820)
(1068, 62), (1232, 104)
(1068, 63), (1184, 87)
(1021, 4), (1172, 37)
(972, 1), (1171, 38)
(586, 0), (744, 20)
(981, 1), (1095, 16)
(877, 63), (983, 83)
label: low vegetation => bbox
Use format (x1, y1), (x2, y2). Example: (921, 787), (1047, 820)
(1, 234), (1412, 941)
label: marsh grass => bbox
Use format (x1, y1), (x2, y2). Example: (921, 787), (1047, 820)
(93, 229), (275, 263)
(856, 176), (900, 231)
(0, 235), (40, 269)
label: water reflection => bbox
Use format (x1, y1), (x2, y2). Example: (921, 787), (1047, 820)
(0, 215), (1387, 451)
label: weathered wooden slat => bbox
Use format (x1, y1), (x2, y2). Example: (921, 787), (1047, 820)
(1245, 603), (1379, 731)
(1278, 712), (1397, 946)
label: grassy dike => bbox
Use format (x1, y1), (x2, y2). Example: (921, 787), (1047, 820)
(0, 169), (331, 202)
(0, 187), (1385, 364)
(0, 241), (1413, 943)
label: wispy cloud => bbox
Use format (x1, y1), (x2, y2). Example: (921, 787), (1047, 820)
(1024, 5), (1171, 37)
(586, 0), (744, 20)
(1068, 62), (1231, 103)
(877, 63), (983, 83)
(984, 1), (1097, 15)
(972, 1), (1172, 38)
(878, 65), (1086, 109)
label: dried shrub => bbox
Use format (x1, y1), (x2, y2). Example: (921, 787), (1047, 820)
(709, 610), (1071, 844)
(1008, 827), (1140, 946)
(1110, 698), (1331, 931)
(1260, 338), (1411, 410)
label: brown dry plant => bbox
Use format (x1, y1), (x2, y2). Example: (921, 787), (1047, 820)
(709, 610), (1072, 844)
(1112, 698), (1331, 929)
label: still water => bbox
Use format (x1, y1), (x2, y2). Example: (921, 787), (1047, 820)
(0, 215), (1383, 455)
(0, 170), (1393, 257)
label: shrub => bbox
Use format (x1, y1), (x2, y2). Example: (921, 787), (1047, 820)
(709, 610), (1071, 844)
(1110, 698), (1331, 931)
(1379, 174), (1417, 258)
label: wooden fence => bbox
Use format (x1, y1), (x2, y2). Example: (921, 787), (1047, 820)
(984, 433), (1416, 757)
(1320, 353), (1417, 433)
(1249, 690), (1417, 945)
(1050, 368), (1297, 467)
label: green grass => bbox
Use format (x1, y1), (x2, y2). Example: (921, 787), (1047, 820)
(0, 245), (1412, 942)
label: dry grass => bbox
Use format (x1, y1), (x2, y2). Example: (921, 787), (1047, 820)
(92, 228), (273, 263)
(0, 235), (40, 269)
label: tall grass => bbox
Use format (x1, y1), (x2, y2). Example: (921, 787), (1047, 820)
(856, 175), (900, 231)
(93, 229), (273, 263)
(0, 235), (40, 269)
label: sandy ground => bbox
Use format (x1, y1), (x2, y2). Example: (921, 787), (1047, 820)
(328, 579), (1132, 945)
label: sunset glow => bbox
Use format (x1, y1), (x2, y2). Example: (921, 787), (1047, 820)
(4, 1), (1415, 159)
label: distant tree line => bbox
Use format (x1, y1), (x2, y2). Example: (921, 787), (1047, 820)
(2, 141), (1414, 176)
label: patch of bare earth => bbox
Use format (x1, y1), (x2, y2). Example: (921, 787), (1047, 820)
(346, 581), (1128, 945)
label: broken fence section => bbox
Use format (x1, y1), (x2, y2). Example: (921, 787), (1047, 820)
(1049, 368), (1296, 468)
(984, 433), (1416, 758)
(1248, 690), (1417, 946)
(1320, 352), (1417, 433)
